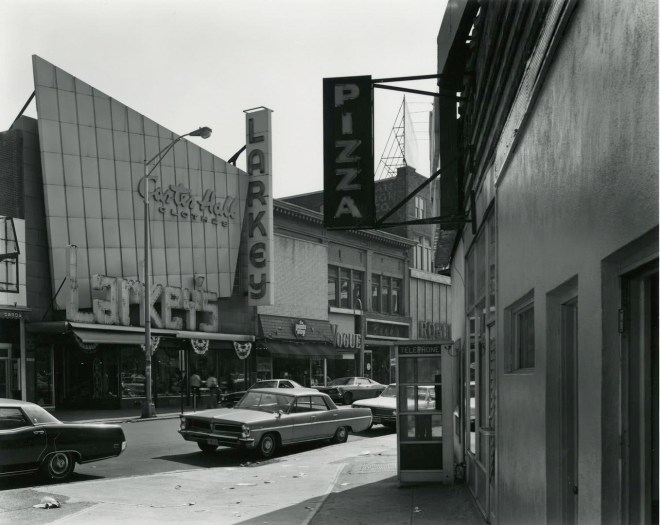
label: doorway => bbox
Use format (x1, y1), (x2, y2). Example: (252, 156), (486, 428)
(363, 350), (372, 379)
(622, 264), (658, 524)
(0, 344), (20, 399)
(560, 299), (578, 524)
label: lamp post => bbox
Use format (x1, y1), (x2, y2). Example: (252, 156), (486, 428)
(140, 126), (212, 418)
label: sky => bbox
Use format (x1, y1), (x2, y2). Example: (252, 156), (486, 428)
(1, 0), (447, 198)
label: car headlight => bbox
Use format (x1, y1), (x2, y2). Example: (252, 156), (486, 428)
(240, 424), (251, 438)
(121, 441), (127, 451)
(392, 410), (397, 415)
(179, 416), (187, 431)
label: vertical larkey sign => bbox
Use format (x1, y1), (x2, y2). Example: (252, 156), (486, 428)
(245, 107), (274, 306)
(323, 76), (374, 229)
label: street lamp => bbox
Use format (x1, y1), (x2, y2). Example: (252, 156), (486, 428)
(140, 126), (212, 418)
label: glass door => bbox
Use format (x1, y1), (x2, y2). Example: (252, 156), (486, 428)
(0, 358), (7, 398)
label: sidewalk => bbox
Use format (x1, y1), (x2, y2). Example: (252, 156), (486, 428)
(0, 421), (486, 525)
(50, 406), (183, 424)
(50, 401), (223, 424)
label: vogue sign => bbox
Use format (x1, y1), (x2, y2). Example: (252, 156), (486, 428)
(323, 76), (374, 229)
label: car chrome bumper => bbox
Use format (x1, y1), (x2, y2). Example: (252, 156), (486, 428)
(178, 429), (256, 448)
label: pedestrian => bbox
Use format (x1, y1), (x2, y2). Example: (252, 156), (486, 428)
(189, 371), (201, 408)
(206, 372), (219, 406)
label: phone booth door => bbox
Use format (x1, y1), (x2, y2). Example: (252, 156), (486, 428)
(396, 341), (453, 484)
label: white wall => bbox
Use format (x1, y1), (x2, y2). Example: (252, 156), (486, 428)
(495, 0), (658, 523)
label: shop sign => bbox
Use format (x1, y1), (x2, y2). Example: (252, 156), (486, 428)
(65, 245), (219, 332)
(398, 343), (450, 355)
(0, 310), (24, 320)
(366, 320), (409, 339)
(293, 320), (307, 338)
(137, 181), (236, 226)
(330, 324), (361, 350)
(323, 75), (374, 229)
(245, 107), (275, 306)
(418, 321), (451, 340)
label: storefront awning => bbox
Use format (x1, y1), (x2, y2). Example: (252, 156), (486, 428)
(28, 321), (255, 343)
(262, 341), (344, 359)
(72, 329), (144, 345)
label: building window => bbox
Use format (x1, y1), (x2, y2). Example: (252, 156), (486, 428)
(340, 268), (350, 308)
(371, 276), (381, 312)
(392, 279), (400, 314)
(0, 217), (20, 293)
(328, 266), (338, 308)
(413, 236), (433, 272)
(382, 277), (391, 313)
(415, 196), (425, 219)
(371, 274), (402, 314)
(352, 271), (363, 310)
(515, 303), (535, 369)
(328, 265), (363, 310)
(506, 291), (535, 371)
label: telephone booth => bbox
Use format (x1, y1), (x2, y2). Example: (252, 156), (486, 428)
(396, 341), (454, 484)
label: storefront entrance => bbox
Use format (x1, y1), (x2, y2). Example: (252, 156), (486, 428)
(0, 346), (20, 399)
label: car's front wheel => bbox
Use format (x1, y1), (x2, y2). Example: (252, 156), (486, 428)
(342, 392), (353, 405)
(198, 442), (218, 454)
(41, 452), (75, 481)
(332, 426), (349, 443)
(258, 433), (277, 459)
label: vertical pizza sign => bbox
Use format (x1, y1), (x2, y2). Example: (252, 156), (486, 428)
(245, 107), (274, 306)
(323, 75), (374, 229)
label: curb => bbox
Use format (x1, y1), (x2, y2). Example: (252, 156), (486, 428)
(61, 413), (183, 424)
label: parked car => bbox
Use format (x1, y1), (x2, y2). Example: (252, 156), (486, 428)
(314, 377), (386, 405)
(352, 383), (398, 428)
(352, 384), (436, 429)
(218, 379), (304, 407)
(0, 398), (126, 481)
(178, 387), (372, 459)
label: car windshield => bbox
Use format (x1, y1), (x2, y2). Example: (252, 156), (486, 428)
(22, 404), (60, 425)
(235, 391), (294, 413)
(380, 385), (397, 397)
(328, 377), (352, 386)
(252, 380), (277, 389)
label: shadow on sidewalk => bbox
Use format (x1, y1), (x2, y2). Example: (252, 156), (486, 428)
(236, 475), (485, 525)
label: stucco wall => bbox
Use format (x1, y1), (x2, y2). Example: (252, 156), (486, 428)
(257, 234), (327, 320)
(495, 0), (658, 523)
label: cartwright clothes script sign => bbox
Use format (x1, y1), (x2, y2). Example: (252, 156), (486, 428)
(137, 181), (236, 226)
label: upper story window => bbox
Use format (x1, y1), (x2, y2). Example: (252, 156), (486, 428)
(415, 196), (425, 219)
(372, 274), (402, 314)
(505, 291), (535, 372)
(328, 265), (363, 310)
(413, 236), (433, 272)
(0, 217), (20, 293)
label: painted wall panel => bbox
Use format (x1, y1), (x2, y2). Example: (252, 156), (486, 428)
(32, 56), (249, 310)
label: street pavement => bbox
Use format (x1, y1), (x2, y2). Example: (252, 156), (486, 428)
(0, 410), (485, 524)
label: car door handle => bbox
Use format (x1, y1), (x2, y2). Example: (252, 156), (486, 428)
(310, 415), (317, 420)
(33, 430), (46, 435)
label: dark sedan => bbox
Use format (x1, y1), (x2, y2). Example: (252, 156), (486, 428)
(0, 399), (126, 481)
(218, 379), (304, 407)
(314, 377), (385, 405)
